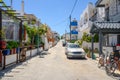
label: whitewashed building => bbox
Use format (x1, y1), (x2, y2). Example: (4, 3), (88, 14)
(78, 2), (95, 39)
(95, 0), (120, 47)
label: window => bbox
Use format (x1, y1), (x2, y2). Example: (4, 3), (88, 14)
(118, 0), (120, 5)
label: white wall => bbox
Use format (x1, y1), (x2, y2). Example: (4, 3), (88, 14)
(42, 35), (49, 50)
(109, 0), (120, 22)
(82, 41), (99, 50)
(6, 54), (17, 65)
(78, 3), (95, 39)
(109, 34), (117, 46)
(3, 47), (43, 68)
(78, 21), (93, 39)
(103, 46), (113, 55)
(31, 49), (37, 56)
(26, 50), (31, 58)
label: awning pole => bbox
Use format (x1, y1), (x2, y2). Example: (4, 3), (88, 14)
(99, 31), (103, 56)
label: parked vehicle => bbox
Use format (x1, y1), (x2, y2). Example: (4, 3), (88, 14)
(62, 40), (66, 47)
(65, 43), (86, 59)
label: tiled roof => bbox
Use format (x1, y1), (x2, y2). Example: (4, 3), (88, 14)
(90, 22), (120, 33)
(94, 22), (120, 29)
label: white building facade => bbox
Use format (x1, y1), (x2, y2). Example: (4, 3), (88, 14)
(95, 0), (120, 47)
(78, 2), (95, 39)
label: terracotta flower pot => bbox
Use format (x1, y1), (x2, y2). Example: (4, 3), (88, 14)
(13, 48), (16, 54)
(10, 49), (13, 54)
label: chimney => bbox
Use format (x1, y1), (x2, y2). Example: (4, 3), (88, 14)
(21, 0), (24, 16)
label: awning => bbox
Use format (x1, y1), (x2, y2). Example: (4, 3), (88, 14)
(90, 22), (120, 34)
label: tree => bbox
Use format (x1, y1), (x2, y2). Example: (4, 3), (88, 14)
(94, 34), (99, 42)
(24, 23), (49, 45)
(81, 32), (99, 42)
(82, 32), (91, 42)
(24, 24), (37, 45)
(38, 24), (48, 35)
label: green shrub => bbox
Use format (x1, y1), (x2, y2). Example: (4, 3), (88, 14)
(83, 47), (89, 53)
(7, 41), (18, 48)
(75, 40), (83, 45)
(6, 44), (12, 49)
(70, 40), (77, 43)
(41, 41), (44, 45)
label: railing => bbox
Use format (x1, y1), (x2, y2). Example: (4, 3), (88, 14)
(0, 47), (43, 70)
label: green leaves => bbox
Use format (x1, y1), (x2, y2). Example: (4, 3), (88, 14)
(82, 32), (91, 42)
(24, 23), (49, 45)
(0, 30), (5, 39)
(81, 32), (99, 42)
(7, 41), (18, 48)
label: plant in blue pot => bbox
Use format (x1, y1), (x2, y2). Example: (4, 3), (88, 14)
(2, 44), (11, 55)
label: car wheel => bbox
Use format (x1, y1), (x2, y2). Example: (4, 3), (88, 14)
(65, 52), (67, 55)
(67, 55), (70, 59)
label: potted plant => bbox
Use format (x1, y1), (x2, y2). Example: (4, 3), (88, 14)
(13, 41), (18, 54)
(7, 41), (16, 54)
(2, 44), (11, 55)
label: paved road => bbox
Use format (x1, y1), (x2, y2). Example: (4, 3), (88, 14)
(0, 41), (115, 80)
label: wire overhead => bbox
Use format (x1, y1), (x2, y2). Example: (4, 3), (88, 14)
(51, 0), (78, 27)
(70, 0), (79, 15)
(52, 17), (69, 26)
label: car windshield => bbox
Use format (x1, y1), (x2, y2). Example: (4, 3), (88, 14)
(68, 44), (80, 48)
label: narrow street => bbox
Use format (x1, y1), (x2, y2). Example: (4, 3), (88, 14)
(0, 41), (115, 80)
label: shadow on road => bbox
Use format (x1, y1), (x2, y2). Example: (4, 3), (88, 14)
(0, 62), (23, 79)
(112, 73), (120, 78)
(0, 58), (31, 79)
(67, 58), (87, 60)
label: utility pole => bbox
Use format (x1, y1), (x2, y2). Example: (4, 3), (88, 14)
(10, 0), (13, 9)
(65, 30), (66, 42)
(69, 15), (71, 42)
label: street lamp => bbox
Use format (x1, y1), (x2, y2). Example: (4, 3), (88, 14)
(37, 19), (40, 55)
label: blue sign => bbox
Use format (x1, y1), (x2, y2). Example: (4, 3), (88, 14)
(70, 21), (78, 26)
(71, 30), (78, 34)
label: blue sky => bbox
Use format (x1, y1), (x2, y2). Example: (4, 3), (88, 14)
(3, 0), (97, 36)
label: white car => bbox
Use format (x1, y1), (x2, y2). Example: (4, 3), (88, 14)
(65, 43), (86, 59)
